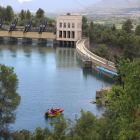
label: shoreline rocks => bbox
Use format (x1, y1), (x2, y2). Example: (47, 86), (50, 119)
(90, 101), (96, 104)
(96, 87), (111, 106)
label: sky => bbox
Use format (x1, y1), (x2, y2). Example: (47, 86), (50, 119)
(0, 0), (102, 13)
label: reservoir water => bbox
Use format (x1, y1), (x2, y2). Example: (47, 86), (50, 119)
(0, 39), (113, 132)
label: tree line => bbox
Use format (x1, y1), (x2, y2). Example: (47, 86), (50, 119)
(0, 5), (14, 23)
(0, 5), (56, 27)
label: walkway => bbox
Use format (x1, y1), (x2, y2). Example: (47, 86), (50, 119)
(76, 38), (117, 75)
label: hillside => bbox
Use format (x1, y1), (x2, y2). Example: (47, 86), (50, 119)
(85, 0), (140, 15)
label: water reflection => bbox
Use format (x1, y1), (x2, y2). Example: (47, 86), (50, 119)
(82, 69), (113, 86)
(0, 40), (55, 52)
(55, 47), (78, 68)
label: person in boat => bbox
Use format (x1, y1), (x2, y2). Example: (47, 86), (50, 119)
(46, 109), (51, 114)
(50, 108), (57, 113)
(51, 108), (53, 112)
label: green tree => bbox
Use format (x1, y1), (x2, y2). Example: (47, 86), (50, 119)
(82, 16), (87, 25)
(30, 115), (71, 140)
(94, 24), (104, 38)
(20, 9), (26, 20)
(89, 21), (94, 40)
(48, 18), (53, 26)
(6, 5), (14, 22)
(26, 9), (31, 19)
(30, 127), (45, 140)
(135, 24), (140, 35)
(132, 36), (140, 48)
(123, 44), (137, 61)
(106, 59), (140, 139)
(10, 129), (30, 140)
(32, 21), (37, 27)
(10, 131), (25, 140)
(0, 6), (6, 20)
(122, 19), (133, 33)
(117, 36), (125, 49)
(82, 16), (88, 31)
(69, 110), (100, 140)
(67, 13), (71, 15)
(19, 129), (30, 140)
(35, 8), (44, 19)
(98, 44), (108, 53)
(101, 32), (109, 42)
(90, 21), (94, 29)
(111, 24), (116, 31)
(96, 24), (104, 31)
(0, 64), (21, 139)
(120, 30), (127, 38)
(49, 115), (70, 140)
(110, 35), (117, 46)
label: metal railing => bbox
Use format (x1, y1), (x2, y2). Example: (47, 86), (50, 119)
(0, 27), (56, 32)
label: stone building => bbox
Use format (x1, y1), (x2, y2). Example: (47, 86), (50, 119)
(56, 15), (82, 45)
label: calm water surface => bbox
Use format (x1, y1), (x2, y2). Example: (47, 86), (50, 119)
(0, 39), (113, 132)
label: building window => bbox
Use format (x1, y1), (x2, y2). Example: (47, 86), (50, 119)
(68, 23), (70, 28)
(64, 23), (66, 28)
(63, 31), (66, 38)
(60, 23), (62, 28)
(59, 31), (62, 38)
(72, 23), (75, 28)
(72, 31), (75, 38)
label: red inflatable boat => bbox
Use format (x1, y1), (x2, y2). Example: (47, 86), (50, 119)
(44, 108), (64, 117)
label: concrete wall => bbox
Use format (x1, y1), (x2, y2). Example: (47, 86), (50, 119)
(57, 15), (82, 42)
(76, 38), (117, 78)
(83, 39), (116, 72)
(0, 31), (56, 39)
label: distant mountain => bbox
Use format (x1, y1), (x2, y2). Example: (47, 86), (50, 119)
(2, 0), (140, 15)
(85, 0), (140, 14)
(89, 0), (127, 8)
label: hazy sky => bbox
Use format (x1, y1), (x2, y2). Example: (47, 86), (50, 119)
(1, 0), (102, 12)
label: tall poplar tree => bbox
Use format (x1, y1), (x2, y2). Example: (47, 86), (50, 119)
(26, 9), (31, 19)
(0, 7), (6, 20)
(6, 5), (14, 22)
(20, 9), (26, 20)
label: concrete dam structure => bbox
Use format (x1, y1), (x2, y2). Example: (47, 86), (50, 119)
(0, 15), (82, 45)
(76, 38), (117, 78)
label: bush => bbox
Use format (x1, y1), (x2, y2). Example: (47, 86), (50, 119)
(32, 21), (37, 27)
(98, 44), (108, 53)
(3, 21), (10, 25)
(19, 22), (25, 26)
(138, 52), (140, 56)
(18, 20), (26, 26)
(92, 50), (101, 56)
